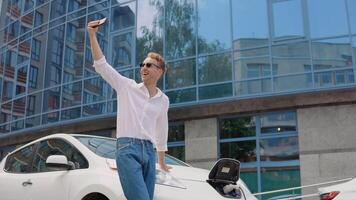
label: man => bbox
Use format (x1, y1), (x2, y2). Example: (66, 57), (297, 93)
(87, 19), (171, 200)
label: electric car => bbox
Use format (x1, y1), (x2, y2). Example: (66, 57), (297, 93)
(319, 178), (356, 200)
(0, 133), (257, 200)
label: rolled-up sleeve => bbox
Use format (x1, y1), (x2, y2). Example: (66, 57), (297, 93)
(93, 56), (131, 92)
(155, 98), (169, 152)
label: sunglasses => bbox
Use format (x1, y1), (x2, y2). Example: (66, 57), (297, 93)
(139, 62), (161, 69)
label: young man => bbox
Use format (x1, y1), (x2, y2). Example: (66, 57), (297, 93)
(87, 20), (171, 200)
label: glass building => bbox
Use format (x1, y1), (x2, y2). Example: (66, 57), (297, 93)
(1, 0), (356, 199)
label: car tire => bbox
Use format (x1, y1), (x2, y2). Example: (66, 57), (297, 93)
(82, 192), (109, 200)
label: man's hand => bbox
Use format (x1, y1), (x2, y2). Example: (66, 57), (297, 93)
(159, 162), (172, 172)
(87, 20), (100, 36)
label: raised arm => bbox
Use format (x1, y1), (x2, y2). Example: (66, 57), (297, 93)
(87, 20), (132, 92)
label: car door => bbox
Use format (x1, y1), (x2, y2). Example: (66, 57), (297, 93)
(0, 144), (37, 200)
(28, 138), (89, 200)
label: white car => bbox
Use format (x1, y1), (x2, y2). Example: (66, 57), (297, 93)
(0, 133), (257, 200)
(319, 178), (356, 200)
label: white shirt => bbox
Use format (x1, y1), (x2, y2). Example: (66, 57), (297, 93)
(93, 56), (169, 151)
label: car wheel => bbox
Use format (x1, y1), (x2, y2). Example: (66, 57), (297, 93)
(82, 192), (109, 200)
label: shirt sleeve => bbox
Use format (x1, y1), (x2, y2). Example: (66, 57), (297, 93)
(155, 98), (170, 152)
(93, 56), (132, 92)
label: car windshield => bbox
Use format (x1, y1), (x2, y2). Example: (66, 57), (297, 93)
(74, 136), (189, 166)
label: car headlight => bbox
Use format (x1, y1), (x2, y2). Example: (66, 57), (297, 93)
(156, 169), (187, 189)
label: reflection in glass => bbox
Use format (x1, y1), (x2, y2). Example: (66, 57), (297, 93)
(348, 0), (356, 34)
(42, 111), (59, 124)
(88, 1), (108, 13)
(27, 92), (42, 116)
(12, 97), (26, 120)
(136, 0), (163, 64)
(45, 25), (65, 88)
(234, 57), (270, 81)
(235, 78), (272, 96)
(107, 100), (117, 113)
(11, 119), (24, 131)
(18, 40), (31, 65)
(64, 18), (85, 83)
(314, 69), (354, 88)
(198, 53), (232, 84)
(62, 82), (82, 108)
(240, 169), (258, 194)
(232, 0), (268, 49)
(83, 102), (106, 117)
(43, 87), (60, 112)
(34, 3), (49, 33)
(111, 32), (133, 68)
(20, 12), (34, 35)
(220, 140), (256, 163)
(168, 123), (185, 142)
(272, 0), (304, 40)
(199, 83), (232, 100)
(261, 112), (296, 134)
(29, 32), (46, 93)
(25, 115), (40, 128)
(165, 59), (195, 89)
(84, 78), (108, 104)
(353, 38), (356, 64)
(110, 2), (136, 31)
(15, 66), (27, 96)
(312, 38), (352, 70)
(165, 0), (196, 59)
(61, 107), (81, 120)
(50, 0), (68, 20)
(308, 0), (348, 38)
(234, 47), (269, 59)
(260, 137), (299, 161)
(68, 0), (87, 12)
(0, 102), (12, 124)
(220, 116), (256, 139)
(274, 73), (312, 92)
(261, 167), (301, 200)
(272, 41), (311, 75)
(2, 80), (14, 101)
(197, 0), (231, 54)
(166, 88), (196, 104)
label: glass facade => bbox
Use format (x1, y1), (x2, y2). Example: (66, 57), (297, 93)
(0, 0), (355, 134)
(219, 111), (300, 199)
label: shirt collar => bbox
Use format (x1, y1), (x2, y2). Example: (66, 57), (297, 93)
(138, 83), (163, 99)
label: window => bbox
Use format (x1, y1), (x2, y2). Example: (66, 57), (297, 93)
(5, 144), (36, 173)
(34, 11), (43, 27)
(29, 65), (38, 88)
(31, 139), (88, 172)
(31, 39), (41, 61)
(168, 123), (185, 161)
(27, 95), (36, 116)
(219, 111), (300, 198)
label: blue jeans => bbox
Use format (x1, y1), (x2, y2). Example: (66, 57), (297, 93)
(116, 137), (156, 200)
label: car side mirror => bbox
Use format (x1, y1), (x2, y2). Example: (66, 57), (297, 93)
(46, 155), (75, 170)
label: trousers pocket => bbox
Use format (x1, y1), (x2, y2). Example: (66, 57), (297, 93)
(117, 142), (131, 151)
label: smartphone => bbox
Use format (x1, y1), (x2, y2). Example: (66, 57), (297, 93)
(89, 18), (107, 28)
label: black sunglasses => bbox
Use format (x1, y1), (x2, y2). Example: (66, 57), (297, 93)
(139, 62), (161, 69)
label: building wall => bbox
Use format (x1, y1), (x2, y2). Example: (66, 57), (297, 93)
(298, 104), (356, 197)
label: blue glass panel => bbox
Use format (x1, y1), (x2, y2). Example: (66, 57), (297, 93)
(165, 59), (196, 89)
(111, 32), (133, 68)
(0, 102), (12, 124)
(165, 0), (196, 59)
(50, 0), (68, 20)
(61, 107), (81, 120)
(235, 57), (271, 81)
(232, 0), (269, 49)
(68, 0), (87, 13)
(260, 112), (297, 134)
(199, 83), (232, 100)
(24, 0), (34, 13)
(83, 77), (109, 104)
(235, 78), (272, 96)
(15, 65), (27, 96)
(62, 81), (82, 108)
(11, 119), (24, 131)
(42, 111), (59, 124)
(273, 73), (312, 92)
(314, 69), (354, 88)
(13, 97), (26, 120)
(347, 0), (356, 34)
(25, 115), (40, 128)
(43, 87), (60, 112)
(45, 25), (65, 87)
(198, 0), (231, 54)
(220, 140), (257, 163)
(198, 53), (232, 84)
(34, 3), (49, 31)
(312, 38), (352, 70)
(27, 92), (42, 116)
(166, 88), (196, 104)
(2, 80), (14, 101)
(0, 123), (11, 134)
(136, 0), (163, 64)
(20, 12), (33, 35)
(29, 32), (46, 93)
(220, 116), (256, 139)
(308, 0), (348, 38)
(83, 102), (106, 117)
(107, 100), (117, 113)
(110, 2), (136, 31)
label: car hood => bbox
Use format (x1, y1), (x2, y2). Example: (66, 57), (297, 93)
(106, 158), (209, 182)
(318, 178), (356, 194)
